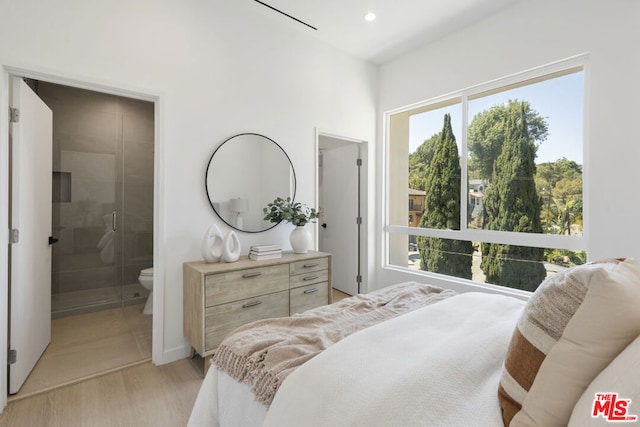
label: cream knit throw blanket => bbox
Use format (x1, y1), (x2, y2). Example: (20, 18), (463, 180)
(212, 281), (457, 405)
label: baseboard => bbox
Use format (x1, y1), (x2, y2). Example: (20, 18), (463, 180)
(156, 344), (192, 365)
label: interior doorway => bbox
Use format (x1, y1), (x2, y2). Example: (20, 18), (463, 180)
(317, 134), (367, 296)
(7, 75), (155, 398)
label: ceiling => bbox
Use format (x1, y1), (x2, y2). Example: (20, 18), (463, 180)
(253, 0), (521, 64)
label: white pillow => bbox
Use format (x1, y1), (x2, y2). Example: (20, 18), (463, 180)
(498, 258), (640, 426)
(568, 334), (640, 426)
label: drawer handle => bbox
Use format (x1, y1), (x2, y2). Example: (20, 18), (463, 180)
(242, 272), (262, 278)
(304, 288), (319, 294)
(303, 275), (319, 281)
(242, 300), (262, 308)
(303, 263), (319, 268)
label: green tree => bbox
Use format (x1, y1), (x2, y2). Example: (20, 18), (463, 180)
(468, 100), (548, 181)
(535, 158), (582, 190)
(409, 133), (438, 191)
(480, 104), (546, 291)
(552, 178), (583, 235)
(416, 114), (473, 279)
(535, 158), (583, 235)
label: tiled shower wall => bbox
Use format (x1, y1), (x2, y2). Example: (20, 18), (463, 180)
(36, 82), (154, 316)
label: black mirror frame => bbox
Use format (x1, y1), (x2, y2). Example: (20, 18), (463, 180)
(204, 133), (297, 233)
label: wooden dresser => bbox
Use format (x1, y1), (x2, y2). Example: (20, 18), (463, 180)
(183, 251), (332, 357)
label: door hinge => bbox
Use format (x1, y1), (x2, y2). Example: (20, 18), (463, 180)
(9, 107), (19, 123)
(356, 217), (362, 225)
(356, 275), (362, 284)
(8, 349), (17, 365)
(9, 229), (19, 244)
(356, 158), (362, 166)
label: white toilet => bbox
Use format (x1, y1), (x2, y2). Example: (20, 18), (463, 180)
(138, 267), (153, 315)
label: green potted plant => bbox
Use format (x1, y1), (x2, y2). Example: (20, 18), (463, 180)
(263, 197), (321, 253)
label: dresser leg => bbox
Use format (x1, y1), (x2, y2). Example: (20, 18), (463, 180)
(186, 347), (208, 377)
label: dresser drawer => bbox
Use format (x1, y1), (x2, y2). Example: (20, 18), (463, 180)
(205, 264), (289, 307)
(184, 252), (331, 360)
(289, 257), (329, 276)
(204, 290), (289, 351)
(290, 282), (329, 315)
(290, 269), (329, 289)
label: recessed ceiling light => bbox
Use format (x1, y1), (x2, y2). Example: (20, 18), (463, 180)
(364, 12), (376, 22)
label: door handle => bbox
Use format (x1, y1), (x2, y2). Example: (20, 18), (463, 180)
(48, 236), (59, 245)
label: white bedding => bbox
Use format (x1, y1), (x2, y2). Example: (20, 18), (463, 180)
(189, 292), (525, 426)
(188, 365), (268, 426)
(265, 292), (524, 426)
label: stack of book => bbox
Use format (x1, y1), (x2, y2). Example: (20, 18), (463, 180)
(249, 244), (282, 260)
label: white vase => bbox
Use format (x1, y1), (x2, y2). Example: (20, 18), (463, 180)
(290, 225), (312, 254)
(222, 230), (241, 262)
(201, 224), (223, 263)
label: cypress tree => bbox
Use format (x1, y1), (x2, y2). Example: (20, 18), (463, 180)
(480, 104), (546, 290)
(416, 114), (473, 279)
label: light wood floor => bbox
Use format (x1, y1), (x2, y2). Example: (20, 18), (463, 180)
(10, 304), (152, 400)
(1, 289), (352, 425)
(332, 288), (351, 302)
(0, 359), (203, 427)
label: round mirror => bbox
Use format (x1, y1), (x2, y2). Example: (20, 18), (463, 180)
(205, 133), (296, 233)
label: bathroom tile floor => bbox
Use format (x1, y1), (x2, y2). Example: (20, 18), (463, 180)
(9, 304), (151, 401)
(51, 284), (148, 318)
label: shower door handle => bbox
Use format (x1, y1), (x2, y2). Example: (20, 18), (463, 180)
(112, 211), (117, 232)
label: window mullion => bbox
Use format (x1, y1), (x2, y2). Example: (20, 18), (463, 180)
(388, 224), (585, 252)
(460, 94), (469, 233)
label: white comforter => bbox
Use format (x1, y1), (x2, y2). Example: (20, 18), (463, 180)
(263, 292), (524, 427)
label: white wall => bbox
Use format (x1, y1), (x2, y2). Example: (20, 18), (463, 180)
(5, 0), (637, 401)
(376, 0), (640, 291)
(0, 0), (376, 377)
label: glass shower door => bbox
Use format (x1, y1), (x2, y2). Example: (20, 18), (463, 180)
(46, 82), (154, 318)
(120, 100), (154, 305)
(49, 83), (121, 318)
(52, 150), (120, 317)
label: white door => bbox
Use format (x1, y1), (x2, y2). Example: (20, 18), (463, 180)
(319, 142), (360, 295)
(9, 77), (53, 394)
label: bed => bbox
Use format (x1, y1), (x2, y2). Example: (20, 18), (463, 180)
(188, 259), (640, 427)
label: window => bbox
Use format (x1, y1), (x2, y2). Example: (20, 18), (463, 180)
(385, 58), (586, 292)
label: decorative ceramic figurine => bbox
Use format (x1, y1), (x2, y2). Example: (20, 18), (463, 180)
(222, 230), (241, 262)
(201, 224), (223, 263)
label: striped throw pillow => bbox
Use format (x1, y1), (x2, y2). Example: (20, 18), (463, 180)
(498, 258), (640, 426)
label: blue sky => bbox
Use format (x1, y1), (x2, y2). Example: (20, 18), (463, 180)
(409, 71), (584, 165)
